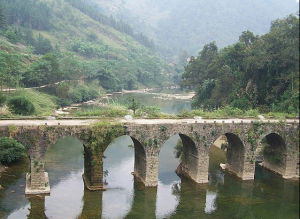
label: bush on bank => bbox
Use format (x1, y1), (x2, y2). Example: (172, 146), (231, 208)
(7, 96), (36, 115)
(0, 137), (26, 165)
(0, 92), (6, 107)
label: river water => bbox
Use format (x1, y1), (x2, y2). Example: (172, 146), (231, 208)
(0, 90), (299, 219)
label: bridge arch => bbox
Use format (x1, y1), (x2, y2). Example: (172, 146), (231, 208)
(257, 132), (287, 176)
(177, 134), (200, 181)
(209, 132), (245, 179)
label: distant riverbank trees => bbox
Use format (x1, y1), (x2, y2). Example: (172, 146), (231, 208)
(181, 15), (299, 114)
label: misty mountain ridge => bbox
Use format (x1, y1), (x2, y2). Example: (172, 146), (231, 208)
(92, 0), (299, 60)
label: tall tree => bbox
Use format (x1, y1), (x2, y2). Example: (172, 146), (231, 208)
(0, 4), (7, 30)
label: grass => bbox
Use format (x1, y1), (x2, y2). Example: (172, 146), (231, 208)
(7, 89), (57, 116)
(75, 103), (128, 117)
(72, 103), (298, 120)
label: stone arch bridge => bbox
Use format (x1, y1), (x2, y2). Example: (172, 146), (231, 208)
(0, 119), (298, 194)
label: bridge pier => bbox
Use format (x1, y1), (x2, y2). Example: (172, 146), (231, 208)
(25, 159), (50, 195)
(83, 146), (105, 190)
(181, 152), (209, 183)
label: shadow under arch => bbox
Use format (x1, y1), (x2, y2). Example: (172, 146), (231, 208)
(257, 132), (287, 176)
(209, 133), (245, 179)
(177, 133), (200, 182)
(131, 136), (147, 184)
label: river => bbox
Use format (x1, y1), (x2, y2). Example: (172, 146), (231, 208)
(0, 90), (299, 219)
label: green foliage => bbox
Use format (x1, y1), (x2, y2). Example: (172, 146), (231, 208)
(0, 50), (23, 89)
(75, 104), (128, 117)
(182, 15), (299, 114)
(7, 96), (35, 115)
(69, 85), (99, 103)
(0, 0), (172, 95)
(0, 137), (26, 165)
(221, 143), (228, 151)
(0, 92), (6, 106)
(0, 0), (51, 30)
(174, 140), (183, 160)
(34, 34), (53, 55)
(89, 121), (125, 154)
(4, 29), (18, 43)
(70, 39), (105, 58)
(0, 4), (7, 30)
(8, 89), (57, 116)
(65, 0), (155, 49)
(127, 97), (139, 115)
(22, 53), (61, 87)
(135, 105), (160, 118)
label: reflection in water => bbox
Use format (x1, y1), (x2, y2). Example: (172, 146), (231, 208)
(44, 137), (84, 219)
(102, 136), (134, 219)
(125, 181), (157, 218)
(156, 135), (181, 218)
(27, 196), (47, 219)
(77, 189), (102, 219)
(0, 132), (299, 218)
(205, 190), (217, 214)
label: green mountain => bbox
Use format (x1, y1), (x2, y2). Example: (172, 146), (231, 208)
(0, 0), (173, 92)
(91, 0), (299, 61)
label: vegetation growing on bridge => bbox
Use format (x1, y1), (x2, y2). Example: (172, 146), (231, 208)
(88, 121), (125, 154)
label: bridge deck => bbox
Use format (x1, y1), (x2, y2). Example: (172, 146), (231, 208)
(0, 118), (298, 127)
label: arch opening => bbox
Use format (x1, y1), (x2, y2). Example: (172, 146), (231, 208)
(101, 135), (146, 219)
(209, 133), (245, 180)
(156, 135), (182, 219)
(259, 133), (287, 176)
(44, 136), (84, 218)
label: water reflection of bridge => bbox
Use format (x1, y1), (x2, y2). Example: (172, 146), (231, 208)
(27, 173), (297, 219)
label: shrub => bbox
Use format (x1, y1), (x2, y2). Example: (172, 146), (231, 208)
(8, 96), (35, 115)
(136, 105), (160, 118)
(0, 92), (6, 107)
(231, 97), (250, 110)
(4, 30), (18, 43)
(0, 137), (26, 165)
(69, 85), (99, 103)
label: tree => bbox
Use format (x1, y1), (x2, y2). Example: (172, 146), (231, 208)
(23, 53), (61, 87)
(182, 15), (299, 113)
(128, 97), (139, 115)
(34, 34), (53, 55)
(239, 30), (257, 46)
(0, 92), (6, 106)
(0, 4), (7, 30)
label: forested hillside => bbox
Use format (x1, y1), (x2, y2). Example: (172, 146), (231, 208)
(181, 15), (299, 114)
(92, 0), (298, 61)
(0, 0), (172, 93)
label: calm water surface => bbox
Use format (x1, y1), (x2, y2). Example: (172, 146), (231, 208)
(102, 89), (192, 114)
(0, 91), (299, 218)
